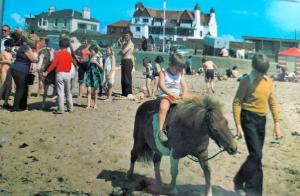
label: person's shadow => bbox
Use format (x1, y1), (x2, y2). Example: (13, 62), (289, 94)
(97, 169), (237, 195)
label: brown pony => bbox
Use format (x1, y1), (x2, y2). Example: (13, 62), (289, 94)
(127, 95), (237, 195)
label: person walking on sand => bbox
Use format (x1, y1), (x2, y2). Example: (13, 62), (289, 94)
(232, 52), (282, 196)
(118, 30), (134, 96)
(42, 37), (73, 114)
(202, 58), (217, 93)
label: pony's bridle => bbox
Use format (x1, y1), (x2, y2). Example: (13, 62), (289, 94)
(187, 111), (226, 163)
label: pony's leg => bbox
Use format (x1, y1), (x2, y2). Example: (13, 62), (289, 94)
(153, 153), (162, 185)
(170, 155), (179, 194)
(199, 150), (212, 196)
(127, 147), (138, 180)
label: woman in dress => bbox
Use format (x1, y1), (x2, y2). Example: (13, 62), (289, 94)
(85, 45), (103, 109)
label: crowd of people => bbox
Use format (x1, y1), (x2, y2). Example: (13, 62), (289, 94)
(0, 25), (284, 196)
(0, 26), (134, 113)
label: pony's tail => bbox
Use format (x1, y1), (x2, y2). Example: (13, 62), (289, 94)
(136, 143), (153, 163)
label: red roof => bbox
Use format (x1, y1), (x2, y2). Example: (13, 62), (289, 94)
(278, 47), (300, 57)
(108, 20), (129, 27)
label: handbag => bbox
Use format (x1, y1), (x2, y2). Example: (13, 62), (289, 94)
(27, 73), (35, 85)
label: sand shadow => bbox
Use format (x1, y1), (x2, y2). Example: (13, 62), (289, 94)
(97, 169), (237, 196)
(27, 101), (56, 112)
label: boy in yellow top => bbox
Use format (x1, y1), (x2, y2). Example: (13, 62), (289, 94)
(232, 53), (281, 196)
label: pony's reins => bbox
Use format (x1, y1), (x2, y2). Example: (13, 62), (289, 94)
(187, 149), (226, 163)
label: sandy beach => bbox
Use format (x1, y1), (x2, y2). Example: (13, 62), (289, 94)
(1, 70), (300, 195)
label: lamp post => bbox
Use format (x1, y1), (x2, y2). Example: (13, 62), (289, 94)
(0, 0), (5, 51)
(162, 0), (166, 52)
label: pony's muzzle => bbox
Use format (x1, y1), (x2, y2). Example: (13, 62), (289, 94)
(227, 145), (237, 155)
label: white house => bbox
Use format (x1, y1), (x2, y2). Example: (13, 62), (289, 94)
(130, 2), (217, 41)
(25, 6), (100, 33)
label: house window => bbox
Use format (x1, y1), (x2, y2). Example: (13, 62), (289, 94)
(200, 31), (202, 37)
(39, 18), (42, 26)
(135, 18), (139, 23)
(64, 19), (67, 27)
(43, 20), (47, 26)
(55, 19), (58, 26)
(91, 25), (97, 31)
(136, 27), (141, 32)
(78, 23), (87, 29)
(143, 18), (149, 23)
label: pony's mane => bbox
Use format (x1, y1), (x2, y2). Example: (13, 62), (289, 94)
(174, 95), (224, 129)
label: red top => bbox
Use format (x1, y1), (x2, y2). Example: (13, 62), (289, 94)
(47, 49), (72, 73)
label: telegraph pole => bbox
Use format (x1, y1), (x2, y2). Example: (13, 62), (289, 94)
(0, 0), (5, 51)
(162, 0), (166, 52)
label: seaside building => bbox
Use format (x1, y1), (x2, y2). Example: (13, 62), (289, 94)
(25, 6), (100, 33)
(243, 36), (300, 55)
(129, 2), (217, 41)
(107, 20), (130, 36)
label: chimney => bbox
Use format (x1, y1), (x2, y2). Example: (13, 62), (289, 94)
(49, 6), (55, 14)
(82, 7), (90, 19)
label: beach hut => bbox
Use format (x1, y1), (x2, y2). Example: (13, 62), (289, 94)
(278, 47), (300, 82)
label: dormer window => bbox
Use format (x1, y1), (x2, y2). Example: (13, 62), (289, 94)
(143, 18), (149, 23)
(135, 18), (139, 23)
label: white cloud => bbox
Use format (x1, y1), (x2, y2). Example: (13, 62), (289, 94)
(123, 9), (134, 18)
(101, 26), (107, 34)
(10, 13), (25, 25)
(232, 10), (258, 17)
(267, 1), (300, 32)
(220, 34), (237, 42)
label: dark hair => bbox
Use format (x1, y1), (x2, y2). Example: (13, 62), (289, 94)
(89, 45), (99, 53)
(188, 56), (192, 58)
(59, 37), (70, 49)
(143, 57), (151, 64)
(252, 52), (269, 74)
(2, 25), (10, 30)
(232, 65), (238, 70)
(154, 55), (164, 63)
(169, 53), (186, 68)
(4, 38), (14, 47)
(10, 31), (25, 46)
(202, 58), (208, 63)
(45, 38), (50, 44)
(125, 30), (133, 37)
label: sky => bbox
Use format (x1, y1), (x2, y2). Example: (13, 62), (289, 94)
(3, 0), (300, 41)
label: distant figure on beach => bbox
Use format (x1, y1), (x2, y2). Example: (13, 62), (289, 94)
(226, 65), (239, 78)
(153, 55), (163, 96)
(143, 57), (154, 97)
(85, 45), (103, 109)
(232, 52), (282, 196)
(185, 56), (193, 75)
(202, 58), (217, 93)
(118, 30), (135, 96)
(220, 47), (229, 57)
(102, 46), (116, 101)
(141, 36), (147, 52)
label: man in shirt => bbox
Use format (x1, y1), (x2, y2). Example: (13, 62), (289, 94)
(1, 25), (11, 52)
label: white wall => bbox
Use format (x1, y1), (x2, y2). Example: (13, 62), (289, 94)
(70, 19), (100, 32)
